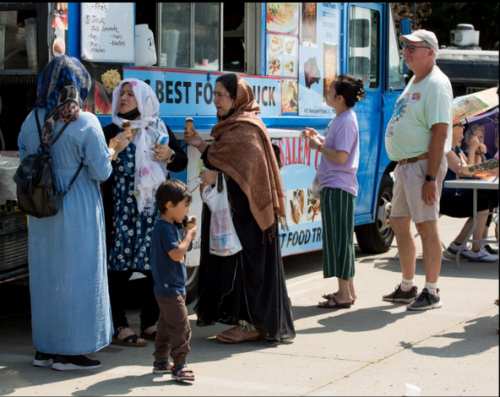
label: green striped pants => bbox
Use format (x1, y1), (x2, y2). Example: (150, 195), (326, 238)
(320, 187), (356, 280)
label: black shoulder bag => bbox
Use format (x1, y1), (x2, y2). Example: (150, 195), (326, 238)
(13, 110), (84, 218)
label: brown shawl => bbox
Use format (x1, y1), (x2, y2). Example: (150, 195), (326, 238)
(208, 77), (286, 231)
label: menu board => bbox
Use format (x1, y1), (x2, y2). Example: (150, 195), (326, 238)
(81, 3), (135, 63)
(298, 3), (340, 117)
(266, 3), (300, 116)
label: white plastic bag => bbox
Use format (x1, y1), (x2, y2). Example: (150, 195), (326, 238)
(203, 175), (243, 256)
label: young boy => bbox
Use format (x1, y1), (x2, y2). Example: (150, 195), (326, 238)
(151, 179), (197, 382)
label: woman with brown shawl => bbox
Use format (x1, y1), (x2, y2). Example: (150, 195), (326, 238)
(184, 74), (295, 345)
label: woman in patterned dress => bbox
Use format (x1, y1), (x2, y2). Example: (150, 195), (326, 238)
(102, 79), (187, 346)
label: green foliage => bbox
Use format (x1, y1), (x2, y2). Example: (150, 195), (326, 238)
(392, 2), (499, 50)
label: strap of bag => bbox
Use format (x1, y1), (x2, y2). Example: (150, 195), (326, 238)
(35, 109), (70, 149)
(61, 161), (84, 196)
(34, 109), (84, 196)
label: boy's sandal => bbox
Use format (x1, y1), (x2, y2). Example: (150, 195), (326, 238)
(153, 360), (174, 374)
(111, 328), (148, 347)
(171, 364), (195, 382)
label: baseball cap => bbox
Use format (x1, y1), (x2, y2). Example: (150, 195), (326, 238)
(400, 29), (439, 52)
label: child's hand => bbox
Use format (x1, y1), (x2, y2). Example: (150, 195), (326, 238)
(185, 226), (197, 240)
(468, 136), (480, 152)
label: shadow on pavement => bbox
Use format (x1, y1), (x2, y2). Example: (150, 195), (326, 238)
(358, 256), (499, 281)
(292, 304), (413, 334)
(401, 314), (499, 358)
(72, 373), (192, 396)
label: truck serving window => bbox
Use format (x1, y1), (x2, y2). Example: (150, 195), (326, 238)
(348, 6), (379, 89)
(158, 3), (260, 74)
(160, 3), (221, 71)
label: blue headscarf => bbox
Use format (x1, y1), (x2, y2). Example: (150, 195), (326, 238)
(34, 56), (91, 144)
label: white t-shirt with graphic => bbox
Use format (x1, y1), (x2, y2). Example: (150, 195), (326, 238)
(385, 67), (453, 162)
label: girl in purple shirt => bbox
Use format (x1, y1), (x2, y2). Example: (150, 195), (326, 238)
(303, 74), (365, 309)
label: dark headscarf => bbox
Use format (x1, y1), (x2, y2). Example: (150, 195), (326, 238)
(34, 55), (91, 144)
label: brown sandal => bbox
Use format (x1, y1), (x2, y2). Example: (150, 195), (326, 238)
(216, 327), (260, 344)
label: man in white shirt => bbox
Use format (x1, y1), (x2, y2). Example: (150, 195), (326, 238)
(383, 30), (453, 311)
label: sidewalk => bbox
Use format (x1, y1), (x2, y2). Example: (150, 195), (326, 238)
(0, 216), (498, 396)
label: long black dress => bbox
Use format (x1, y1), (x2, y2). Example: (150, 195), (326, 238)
(194, 147), (295, 344)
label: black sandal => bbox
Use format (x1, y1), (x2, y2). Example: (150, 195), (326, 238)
(111, 327), (147, 347)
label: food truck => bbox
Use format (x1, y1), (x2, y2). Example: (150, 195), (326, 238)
(1, 3), (407, 301)
(435, 24), (499, 97)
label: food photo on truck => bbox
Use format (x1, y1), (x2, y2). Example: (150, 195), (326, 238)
(1, 2), (409, 304)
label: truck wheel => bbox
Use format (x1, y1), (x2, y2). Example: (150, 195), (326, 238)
(355, 174), (394, 253)
(185, 266), (199, 305)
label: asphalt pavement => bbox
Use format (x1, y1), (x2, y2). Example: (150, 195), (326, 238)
(0, 216), (498, 396)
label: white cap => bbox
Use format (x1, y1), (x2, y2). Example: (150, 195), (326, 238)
(400, 29), (439, 52)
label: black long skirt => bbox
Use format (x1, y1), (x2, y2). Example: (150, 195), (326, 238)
(194, 176), (295, 344)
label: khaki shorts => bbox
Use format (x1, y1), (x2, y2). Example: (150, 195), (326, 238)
(391, 158), (447, 223)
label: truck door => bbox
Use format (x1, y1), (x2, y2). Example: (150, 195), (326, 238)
(346, 3), (383, 223)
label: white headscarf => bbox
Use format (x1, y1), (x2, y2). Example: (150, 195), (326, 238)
(111, 78), (170, 214)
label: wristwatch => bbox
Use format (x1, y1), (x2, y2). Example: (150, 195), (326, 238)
(425, 175), (437, 182)
(166, 150), (176, 164)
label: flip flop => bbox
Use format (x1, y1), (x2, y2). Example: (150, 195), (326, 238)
(321, 292), (356, 305)
(111, 332), (148, 347)
(317, 296), (352, 309)
(216, 327), (260, 344)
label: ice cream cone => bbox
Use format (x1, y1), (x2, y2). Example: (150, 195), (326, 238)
(186, 215), (197, 229)
(123, 121), (132, 142)
(185, 118), (194, 133)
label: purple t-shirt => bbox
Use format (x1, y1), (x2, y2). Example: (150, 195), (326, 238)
(318, 109), (360, 196)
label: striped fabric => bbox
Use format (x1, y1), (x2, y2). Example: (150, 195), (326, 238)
(320, 187), (356, 280)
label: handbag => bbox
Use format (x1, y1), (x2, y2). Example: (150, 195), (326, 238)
(203, 174), (243, 257)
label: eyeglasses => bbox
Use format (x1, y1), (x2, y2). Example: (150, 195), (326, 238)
(213, 91), (230, 99)
(402, 44), (430, 53)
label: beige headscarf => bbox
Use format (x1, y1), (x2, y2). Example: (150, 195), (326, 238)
(208, 76), (286, 232)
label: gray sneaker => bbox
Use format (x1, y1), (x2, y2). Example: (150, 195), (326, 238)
(406, 288), (442, 311)
(382, 284), (418, 304)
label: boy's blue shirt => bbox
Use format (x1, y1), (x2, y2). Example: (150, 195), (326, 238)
(151, 219), (187, 297)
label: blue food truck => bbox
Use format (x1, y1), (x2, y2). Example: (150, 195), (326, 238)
(0, 3), (406, 301)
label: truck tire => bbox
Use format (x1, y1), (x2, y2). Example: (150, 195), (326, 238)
(185, 266), (199, 305)
(355, 174), (394, 253)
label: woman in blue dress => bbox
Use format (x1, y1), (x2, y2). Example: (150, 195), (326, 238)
(18, 56), (113, 370)
(102, 79), (187, 346)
